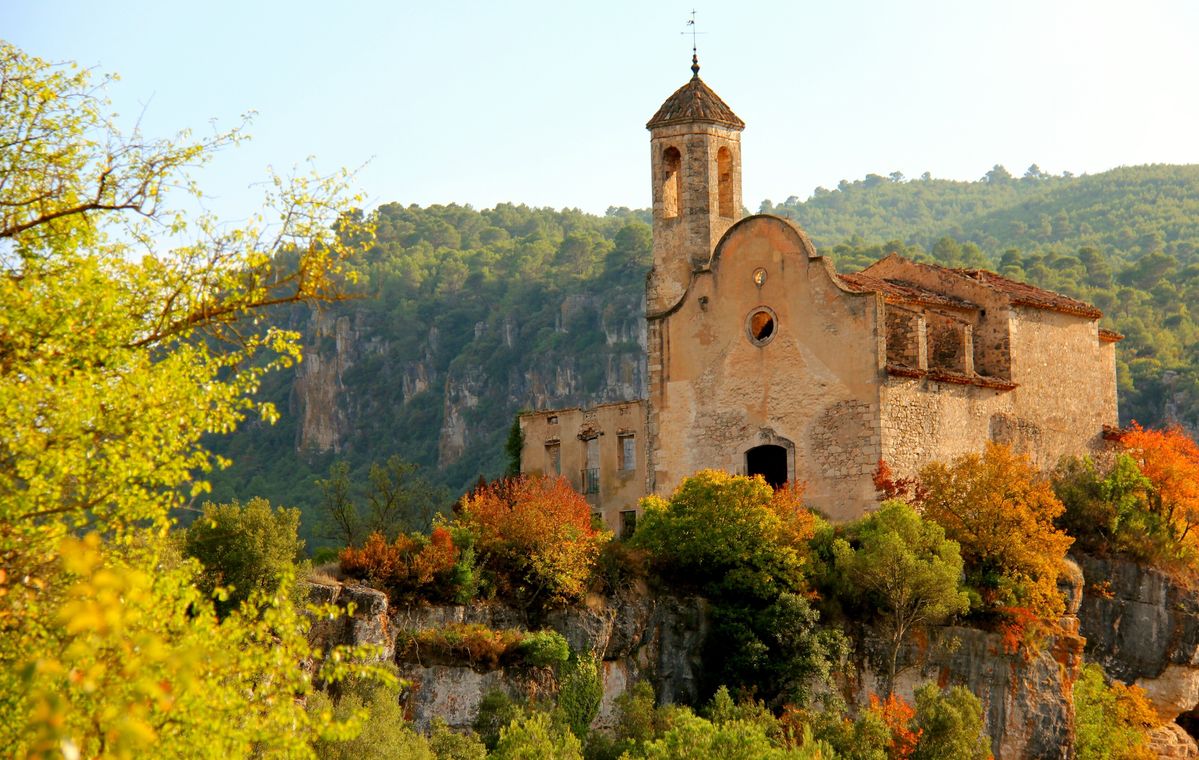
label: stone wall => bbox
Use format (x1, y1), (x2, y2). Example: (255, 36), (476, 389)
(647, 216), (885, 520)
(519, 400), (648, 532)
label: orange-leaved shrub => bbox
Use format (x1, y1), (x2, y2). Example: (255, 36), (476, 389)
(920, 443), (1073, 619)
(1119, 423), (1199, 546)
(456, 474), (608, 607)
(338, 526), (459, 601)
(868, 692), (921, 760)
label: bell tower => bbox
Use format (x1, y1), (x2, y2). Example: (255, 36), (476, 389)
(645, 55), (745, 313)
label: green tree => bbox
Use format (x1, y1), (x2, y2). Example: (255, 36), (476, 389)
(832, 501), (969, 693)
(505, 414), (525, 477)
(1073, 663), (1155, 760)
(0, 41), (385, 757)
(183, 497), (304, 616)
(490, 711), (583, 760)
(911, 684), (991, 760)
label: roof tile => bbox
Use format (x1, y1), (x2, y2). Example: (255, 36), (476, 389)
(647, 76), (745, 130)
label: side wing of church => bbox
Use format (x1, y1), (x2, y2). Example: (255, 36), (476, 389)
(519, 62), (1120, 525)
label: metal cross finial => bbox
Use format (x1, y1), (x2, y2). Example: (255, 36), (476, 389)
(682, 9), (705, 77)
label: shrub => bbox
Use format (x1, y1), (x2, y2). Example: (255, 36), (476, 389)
(556, 654), (603, 741)
(307, 677), (434, 760)
(491, 711), (583, 760)
(338, 527), (459, 601)
(427, 718), (487, 760)
(1073, 663), (1156, 760)
(518, 629), (571, 669)
(1054, 455), (1162, 562)
(631, 470), (807, 599)
(636, 708), (802, 760)
(919, 443), (1073, 619)
(456, 475), (609, 608)
(473, 690), (525, 751)
(397, 625), (568, 671)
(183, 497), (303, 615)
(910, 683), (990, 760)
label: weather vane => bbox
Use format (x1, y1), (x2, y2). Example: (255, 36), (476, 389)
(682, 9), (705, 76)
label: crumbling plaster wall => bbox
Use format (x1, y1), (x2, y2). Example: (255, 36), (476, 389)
(519, 401), (647, 531)
(648, 216), (883, 520)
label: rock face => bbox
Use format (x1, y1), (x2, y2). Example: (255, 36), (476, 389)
(1076, 552), (1199, 754)
(288, 290), (646, 474)
(307, 586), (708, 733)
(308, 582), (1085, 756)
(864, 625), (1083, 760)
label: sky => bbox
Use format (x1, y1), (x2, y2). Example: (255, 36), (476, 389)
(6, 1), (1199, 221)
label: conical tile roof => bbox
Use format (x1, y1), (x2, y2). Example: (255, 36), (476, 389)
(646, 73), (744, 130)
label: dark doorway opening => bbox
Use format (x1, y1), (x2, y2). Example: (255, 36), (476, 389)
(746, 445), (788, 489)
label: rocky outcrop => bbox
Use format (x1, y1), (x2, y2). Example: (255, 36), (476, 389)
(308, 580), (1085, 755)
(307, 586), (708, 733)
(292, 311), (357, 453)
(1076, 553), (1199, 754)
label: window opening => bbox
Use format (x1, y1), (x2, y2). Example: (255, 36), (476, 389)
(582, 438), (600, 494)
(717, 147), (733, 218)
(620, 510), (638, 540)
(746, 307), (777, 346)
(546, 443), (561, 475)
(618, 434), (636, 471)
(662, 146), (682, 219)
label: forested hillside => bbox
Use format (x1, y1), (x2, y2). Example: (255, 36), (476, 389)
(207, 164), (1199, 544)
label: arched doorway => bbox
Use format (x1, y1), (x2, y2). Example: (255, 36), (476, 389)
(746, 444), (788, 489)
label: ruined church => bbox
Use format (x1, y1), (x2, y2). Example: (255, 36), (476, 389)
(518, 61), (1120, 530)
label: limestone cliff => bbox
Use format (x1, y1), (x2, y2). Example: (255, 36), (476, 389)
(307, 582), (1083, 757)
(1076, 553), (1199, 757)
(281, 288), (645, 491)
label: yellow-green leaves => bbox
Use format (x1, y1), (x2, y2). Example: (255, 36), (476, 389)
(0, 41), (381, 757)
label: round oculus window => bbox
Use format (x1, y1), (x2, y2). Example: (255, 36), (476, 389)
(746, 306), (777, 346)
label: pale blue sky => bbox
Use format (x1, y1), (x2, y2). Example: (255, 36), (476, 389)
(5, 1), (1199, 219)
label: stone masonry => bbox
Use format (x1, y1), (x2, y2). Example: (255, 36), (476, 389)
(520, 64), (1120, 523)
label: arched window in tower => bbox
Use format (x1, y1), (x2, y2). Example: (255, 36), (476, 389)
(717, 147), (733, 218)
(662, 146), (681, 219)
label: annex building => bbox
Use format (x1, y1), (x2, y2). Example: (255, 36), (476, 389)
(518, 60), (1120, 531)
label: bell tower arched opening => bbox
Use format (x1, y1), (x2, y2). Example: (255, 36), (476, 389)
(717, 146), (733, 218)
(661, 146), (681, 219)
(746, 444), (789, 490)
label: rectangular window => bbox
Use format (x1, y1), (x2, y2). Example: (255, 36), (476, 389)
(582, 437), (600, 494)
(620, 510), (637, 540)
(546, 443), (560, 475)
(618, 434), (636, 472)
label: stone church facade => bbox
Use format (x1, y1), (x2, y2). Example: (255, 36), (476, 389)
(519, 64), (1120, 529)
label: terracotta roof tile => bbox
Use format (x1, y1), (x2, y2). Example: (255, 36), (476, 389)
(838, 273), (978, 310)
(1098, 328), (1124, 343)
(647, 76), (745, 130)
(952, 268), (1103, 319)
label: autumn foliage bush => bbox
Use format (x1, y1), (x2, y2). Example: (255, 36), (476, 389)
(338, 526), (459, 601)
(395, 624), (569, 671)
(919, 443), (1073, 619)
(456, 475), (608, 607)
